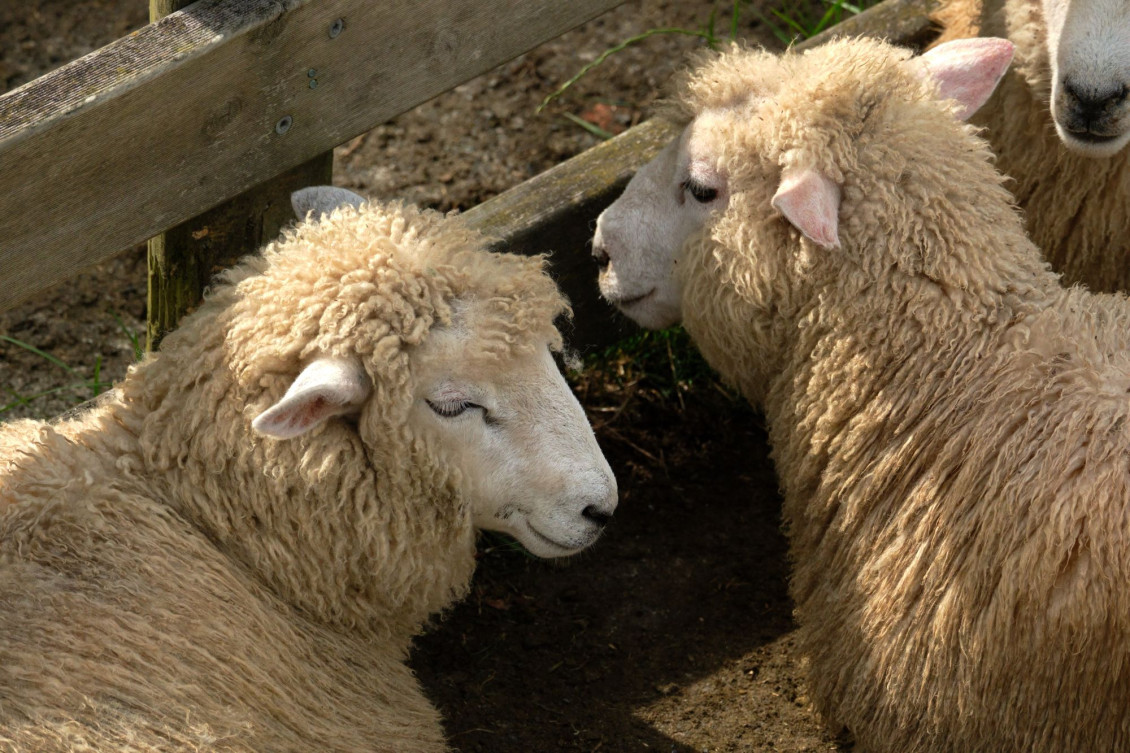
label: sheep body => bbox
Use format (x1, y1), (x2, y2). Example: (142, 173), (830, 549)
(0, 198), (614, 751)
(0, 468), (446, 751)
(599, 39), (1130, 751)
(931, 0), (1130, 293)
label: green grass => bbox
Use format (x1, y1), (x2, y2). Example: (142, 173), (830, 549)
(543, 0), (879, 128)
(569, 325), (746, 432)
(754, 0), (872, 45)
(584, 327), (721, 405)
(0, 313), (143, 417)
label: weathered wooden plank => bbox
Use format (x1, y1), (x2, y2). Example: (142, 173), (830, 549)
(460, 0), (939, 348)
(816, 0), (939, 47)
(0, 0), (625, 314)
(147, 141), (334, 350)
(144, 0), (336, 351)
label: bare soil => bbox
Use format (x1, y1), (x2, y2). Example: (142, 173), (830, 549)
(1, 2), (852, 750)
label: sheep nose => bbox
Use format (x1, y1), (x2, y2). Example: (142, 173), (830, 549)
(592, 238), (611, 269)
(1060, 79), (1128, 136)
(582, 503), (614, 528)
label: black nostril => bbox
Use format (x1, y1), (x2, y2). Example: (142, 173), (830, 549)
(582, 504), (613, 527)
(1063, 78), (1127, 120)
(592, 245), (611, 269)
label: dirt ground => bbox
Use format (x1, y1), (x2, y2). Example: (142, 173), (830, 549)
(0, 2), (852, 750)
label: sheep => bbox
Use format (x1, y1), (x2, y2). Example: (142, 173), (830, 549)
(591, 37), (1130, 752)
(930, 0), (1130, 293)
(0, 187), (618, 752)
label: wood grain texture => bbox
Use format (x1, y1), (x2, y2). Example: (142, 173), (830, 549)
(459, 0), (939, 348)
(146, 151), (333, 349)
(143, 0), (337, 351)
(0, 0), (624, 313)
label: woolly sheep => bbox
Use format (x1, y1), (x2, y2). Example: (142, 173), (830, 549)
(0, 188), (618, 752)
(592, 38), (1130, 751)
(931, 0), (1130, 292)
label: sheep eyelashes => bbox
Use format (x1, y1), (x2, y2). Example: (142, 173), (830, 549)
(0, 188), (616, 752)
(595, 37), (1130, 752)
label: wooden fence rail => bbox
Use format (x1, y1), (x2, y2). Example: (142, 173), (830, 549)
(0, 0), (623, 315)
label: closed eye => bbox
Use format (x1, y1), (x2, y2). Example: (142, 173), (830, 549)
(426, 399), (497, 426)
(426, 399), (477, 418)
(682, 178), (718, 203)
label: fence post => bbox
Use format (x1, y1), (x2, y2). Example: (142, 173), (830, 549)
(145, 0), (335, 351)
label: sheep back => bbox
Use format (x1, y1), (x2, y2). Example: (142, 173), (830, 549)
(0, 464), (446, 752)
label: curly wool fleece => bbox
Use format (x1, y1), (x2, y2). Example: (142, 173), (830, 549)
(674, 39), (1130, 752)
(0, 201), (567, 752)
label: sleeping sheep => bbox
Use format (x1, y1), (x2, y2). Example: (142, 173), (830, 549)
(931, 0), (1130, 292)
(593, 38), (1130, 751)
(0, 188), (617, 752)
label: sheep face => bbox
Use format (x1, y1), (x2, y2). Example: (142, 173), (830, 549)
(1040, 0), (1130, 156)
(592, 117), (732, 327)
(252, 307), (617, 561)
(408, 313), (618, 559)
(591, 114), (730, 329)
(594, 40), (1013, 335)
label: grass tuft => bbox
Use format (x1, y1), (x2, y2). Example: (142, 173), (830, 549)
(0, 312), (144, 417)
(545, 0), (878, 131)
(753, 0), (870, 45)
(570, 326), (746, 433)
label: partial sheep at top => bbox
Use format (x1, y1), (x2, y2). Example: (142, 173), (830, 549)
(594, 37), (1130, 752)
(931, 0), (1130, 292)
(0, 188), (617, 752)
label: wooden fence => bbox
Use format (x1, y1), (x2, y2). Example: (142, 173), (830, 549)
(0, 0), (937, 350)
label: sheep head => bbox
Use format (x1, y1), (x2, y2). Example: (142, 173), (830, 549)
(250, 189), (617, 560)
(1037, 0), (1130, 156)
(593, 37), (1014, 330)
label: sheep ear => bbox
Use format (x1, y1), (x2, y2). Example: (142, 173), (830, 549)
(908, 38), (1015, 120)
(252, 357), (371, 439)
(290, 186), (366, 221)
(771, 166), (841, 249)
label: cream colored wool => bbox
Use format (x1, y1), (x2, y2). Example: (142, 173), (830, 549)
(931, 0), (1130, 293)
(671, 40), (1130, 752)
(0, 202), (568, 752)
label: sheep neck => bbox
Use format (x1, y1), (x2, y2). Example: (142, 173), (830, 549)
(766, 228), (1056, 482)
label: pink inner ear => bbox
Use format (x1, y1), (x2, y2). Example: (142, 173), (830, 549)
(251, 357), (371, 440)
(771, 167), (842, 249)
(912, 38), (1015, 120)
(254, 393), (341, 438)
(287, 396), (333, 432)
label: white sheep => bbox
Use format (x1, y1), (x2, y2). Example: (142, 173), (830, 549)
(593, 37), (1130, 751)
(0, 187), (617, 752)
(931, 0), (1130, 292)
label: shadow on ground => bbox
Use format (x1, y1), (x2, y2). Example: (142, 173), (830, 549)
(412, 385), (845, 752)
